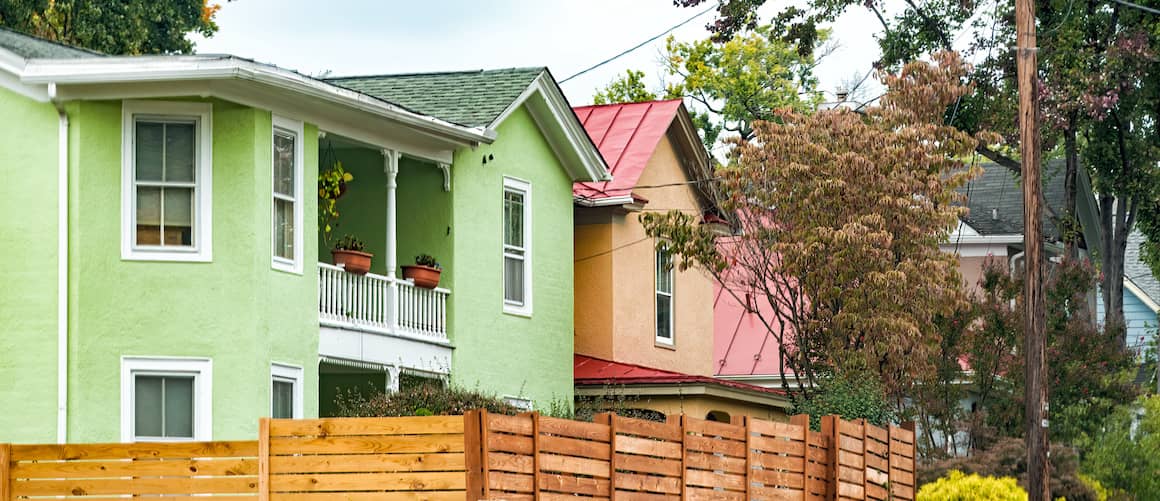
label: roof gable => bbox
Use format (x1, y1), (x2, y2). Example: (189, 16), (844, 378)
(326, 67), (543, 128)
(572, 100), (690, 203)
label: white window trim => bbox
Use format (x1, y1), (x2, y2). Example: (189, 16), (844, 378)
(271, 116), (305, 274)
(120, 356), (212, 442)
(656, 243), (675, 346)
(270, 362), (304, 419)
(120, 100), (213, 262)
(502, 177), (533, 317)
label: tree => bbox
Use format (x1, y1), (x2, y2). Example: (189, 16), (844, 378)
(1081, 396), (1160, 497)
(592, 69), (658, 105)
(641, 52), (986, 403)
(0, 0), (224, 55)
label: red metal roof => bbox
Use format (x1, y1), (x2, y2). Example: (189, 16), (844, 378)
(572, 99), (684, 201)
(574, 354), (785, 396)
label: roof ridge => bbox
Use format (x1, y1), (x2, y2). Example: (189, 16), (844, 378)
(575, 98), (684, 110)
(0, 26), (105, 57)
(326, 66), (545, 81)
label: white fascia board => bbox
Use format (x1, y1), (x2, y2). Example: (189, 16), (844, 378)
(1125, 277), (1160, 313)
(942, 233), (1024, 246)
(492, 73), (610, 183)
(0, 48), (48, 101)
(20, 56), (495, 146)
(573, 195), (636, 207)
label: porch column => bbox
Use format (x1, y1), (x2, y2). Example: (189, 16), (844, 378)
(383, 149), (399, 331)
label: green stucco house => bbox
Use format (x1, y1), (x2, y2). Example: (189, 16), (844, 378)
(0, 28), (607, 443)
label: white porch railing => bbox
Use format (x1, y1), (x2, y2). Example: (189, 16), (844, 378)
(318, 263), (449, 341)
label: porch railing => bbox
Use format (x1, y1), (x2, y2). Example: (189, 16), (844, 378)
(318, 262), (449, 341)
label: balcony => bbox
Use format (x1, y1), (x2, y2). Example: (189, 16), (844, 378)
(318, 262), (449, 340)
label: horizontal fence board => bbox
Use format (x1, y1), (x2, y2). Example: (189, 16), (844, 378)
(488, 433), (534, 456)
(11, 457), (258, 478)
(752, 452), (806, 472)
(684, 468), (746, 491)
(269, 417), (464, 437)
(614, 418), (683, 443)
(538, 453), (609, 478)
(614, 472), (682, 494)
(273, 491), (463, 501)
(538, 435), (610, 460)
(684, 450), (746, 474)
(682, 434), (746, 457)
(538, 417), (609, 442)
(488, 471), (535, 493)
(613, 491), (680, 501)
(269, 471), (465, 492)
(752, 468), (806, 489)
(683, 418), (745, 441)
(11, 441), (257, 461)
(614, 453), (682, 477)
(487, 451), (535, 474)
(269, 453), (464, 474)
(5, 496), (255, 501)
(487, 414), (533, 435)
(612, 435), (682, 459)
(538, 472), (610, 496)
(685, 485), (744, 501)
(751, 484), (805, 500)
(270, 434), (464, 455)
(752, 435), (806, 456)
(11, 475), (258, 496)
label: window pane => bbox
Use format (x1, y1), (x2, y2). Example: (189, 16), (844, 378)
(136, 186), (162, 245)
(134, 376), (164, 437)
(656, 248), (672, 293)
(274, 132), (295, 196)
(163, 377), (194, 438)
(272, 380), (294, 419)
(504, 190), (523, 248)
(135, 122), (164, 181)
(163, 188), (194, 246)
(504, 255), (524, 303)
(657, 295), (672, 340)
(274, 198), (294, 259)
(165, 122), (196, 183)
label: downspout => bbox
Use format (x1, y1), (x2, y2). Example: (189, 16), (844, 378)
(49, 83), (69, 443)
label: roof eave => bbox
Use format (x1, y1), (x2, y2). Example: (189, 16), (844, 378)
(16, 56), (496, 146)
(575, 380), (792, 409)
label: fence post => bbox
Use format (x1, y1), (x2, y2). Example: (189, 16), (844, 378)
(857, 419), (868, 500)
(667, 414), (686, 501)
(593, 413), (616, 500)
(821, 415), (838, 501)
(464, 410), (484, 501)
(258, 418), (270, 501)
(1, 443), (11, 501)
(735, 415), (752, 501)
(790, 414), (810, 501)
(527, 412), (541, 500)
(479, 409), (492, 500)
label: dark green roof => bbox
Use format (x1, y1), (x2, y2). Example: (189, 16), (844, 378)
(325, 67), (545, 128)
(0, 27), (101, 59)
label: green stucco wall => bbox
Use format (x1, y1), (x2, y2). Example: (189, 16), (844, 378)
(0, 87), (62, 443)
(63, 98), (319, 442)
(447, 105), (575, 408)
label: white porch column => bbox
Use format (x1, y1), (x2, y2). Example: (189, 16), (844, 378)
(383, 149), (399, 331)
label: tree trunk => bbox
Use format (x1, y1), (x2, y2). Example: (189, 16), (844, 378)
(1063, 117), (1079, 261)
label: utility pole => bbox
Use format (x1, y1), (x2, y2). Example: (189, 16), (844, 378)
(1016, 0), (1049, 496)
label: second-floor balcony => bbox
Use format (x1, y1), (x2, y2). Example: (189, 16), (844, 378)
(318, 262), (450, 342)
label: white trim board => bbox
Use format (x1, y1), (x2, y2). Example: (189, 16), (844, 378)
(271, 363), (305, 419)
(120, 356), (213, 442)
(271, 115), (305, 274)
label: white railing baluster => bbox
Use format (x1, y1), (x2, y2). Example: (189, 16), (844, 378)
(317, 263), (447, 341)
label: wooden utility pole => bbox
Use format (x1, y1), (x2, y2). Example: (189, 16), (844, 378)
(1016, 0), (1049, 497)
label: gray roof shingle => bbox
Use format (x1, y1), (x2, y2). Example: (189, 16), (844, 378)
(959, 159), (1069, 239)
(325, 67), (545, 128)
(1125, 231), (1160, 306)
(0, 27), (101, 59)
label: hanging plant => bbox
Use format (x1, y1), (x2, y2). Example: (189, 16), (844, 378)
(318, 141), (353, 246)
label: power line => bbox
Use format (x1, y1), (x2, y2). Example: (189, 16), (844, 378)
(1109, 0), (1160, 15)
(559, 4), (718, 84)
(574, 236), (653, 263)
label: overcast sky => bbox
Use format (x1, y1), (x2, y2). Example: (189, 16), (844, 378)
(192, 0), (886, 107)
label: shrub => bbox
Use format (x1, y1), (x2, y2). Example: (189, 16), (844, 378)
(917, 470), (1027, 500)
(1081, 396), (1160, 498)
(791, 370), (894, 430)
(919, 438), (1096, 500)
(333, 383), (522, 417)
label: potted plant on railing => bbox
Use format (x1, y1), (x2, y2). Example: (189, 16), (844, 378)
(402, 254), (442, 289)
(332, 235), (373, 275)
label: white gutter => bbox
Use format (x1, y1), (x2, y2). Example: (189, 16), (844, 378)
(20, 56), (496, 145)
(48, 82), (68, 443)
(573, 195), (635, 207)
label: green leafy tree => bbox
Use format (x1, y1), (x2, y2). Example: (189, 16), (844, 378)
(592, 69), (658, 105)
(0, 0), (225, 55)
(641, 52), (985, 403)
(1082, 396), (1160, 498)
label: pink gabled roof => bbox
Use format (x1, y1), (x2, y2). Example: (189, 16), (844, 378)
(574, 355), (786, 396)
(713, 236), (794, 377)
(572, 99), (684, 201)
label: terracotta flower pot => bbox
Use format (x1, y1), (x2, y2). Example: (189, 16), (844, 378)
(332, 249), (373, 275)
(402, 265), (441, 289)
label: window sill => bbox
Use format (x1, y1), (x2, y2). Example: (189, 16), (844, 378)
(122, 249), (212, 263)
(655, 339), (676, 350)
(272, 258), (302, 275)
(503, 305), (533, 318)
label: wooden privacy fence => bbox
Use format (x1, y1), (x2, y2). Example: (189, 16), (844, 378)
(0, 411), (914, 501)
(465, 410), (915, 501)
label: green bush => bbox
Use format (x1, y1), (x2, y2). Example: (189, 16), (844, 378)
(332, 383), (523, 417)
(1081, 396), (1160, 499)
(919, 438), (1096, 500)
(917, 470), (1027, 501)
(791, 370), (894, 430)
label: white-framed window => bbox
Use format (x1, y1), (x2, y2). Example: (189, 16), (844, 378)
(270, 363), (304, 419)
(121, 100), (213, 262)
(503, 177), (532, 316)
(656, 242), (674, 345)
(120, 357), (212, 442)
(503, 396), (534, 411)
(271, 116), (304, 273)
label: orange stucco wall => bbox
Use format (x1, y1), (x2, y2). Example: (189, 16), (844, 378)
(573, 131), (716, 376)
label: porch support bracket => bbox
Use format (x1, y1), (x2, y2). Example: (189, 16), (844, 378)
(437, 162), (451, 192)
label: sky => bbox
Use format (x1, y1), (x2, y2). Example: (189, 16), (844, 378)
(192, 0), (887, 107)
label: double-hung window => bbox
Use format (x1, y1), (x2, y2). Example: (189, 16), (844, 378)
(656, 243), (674, 345)
(503, 177), (532, 315)
(121, 357), (212, 442)
(271, 363), (303, 419)
(121, 101), (213, 262)
(272, 116), (304, 273)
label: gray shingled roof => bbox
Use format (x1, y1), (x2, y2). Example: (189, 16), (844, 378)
(959, 159), (1069, 239)
(1125, 231), (1160, 306)
(325, 67), (544, 128)
(0, 27), (101, 59)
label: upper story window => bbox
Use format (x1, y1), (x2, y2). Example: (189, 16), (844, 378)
(656, 243), (674, 345)
(120, 357), (212, 442)
(272, 116), (304, 273)
(503, 177), (533, 316)
(121, 101), (213, 262)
